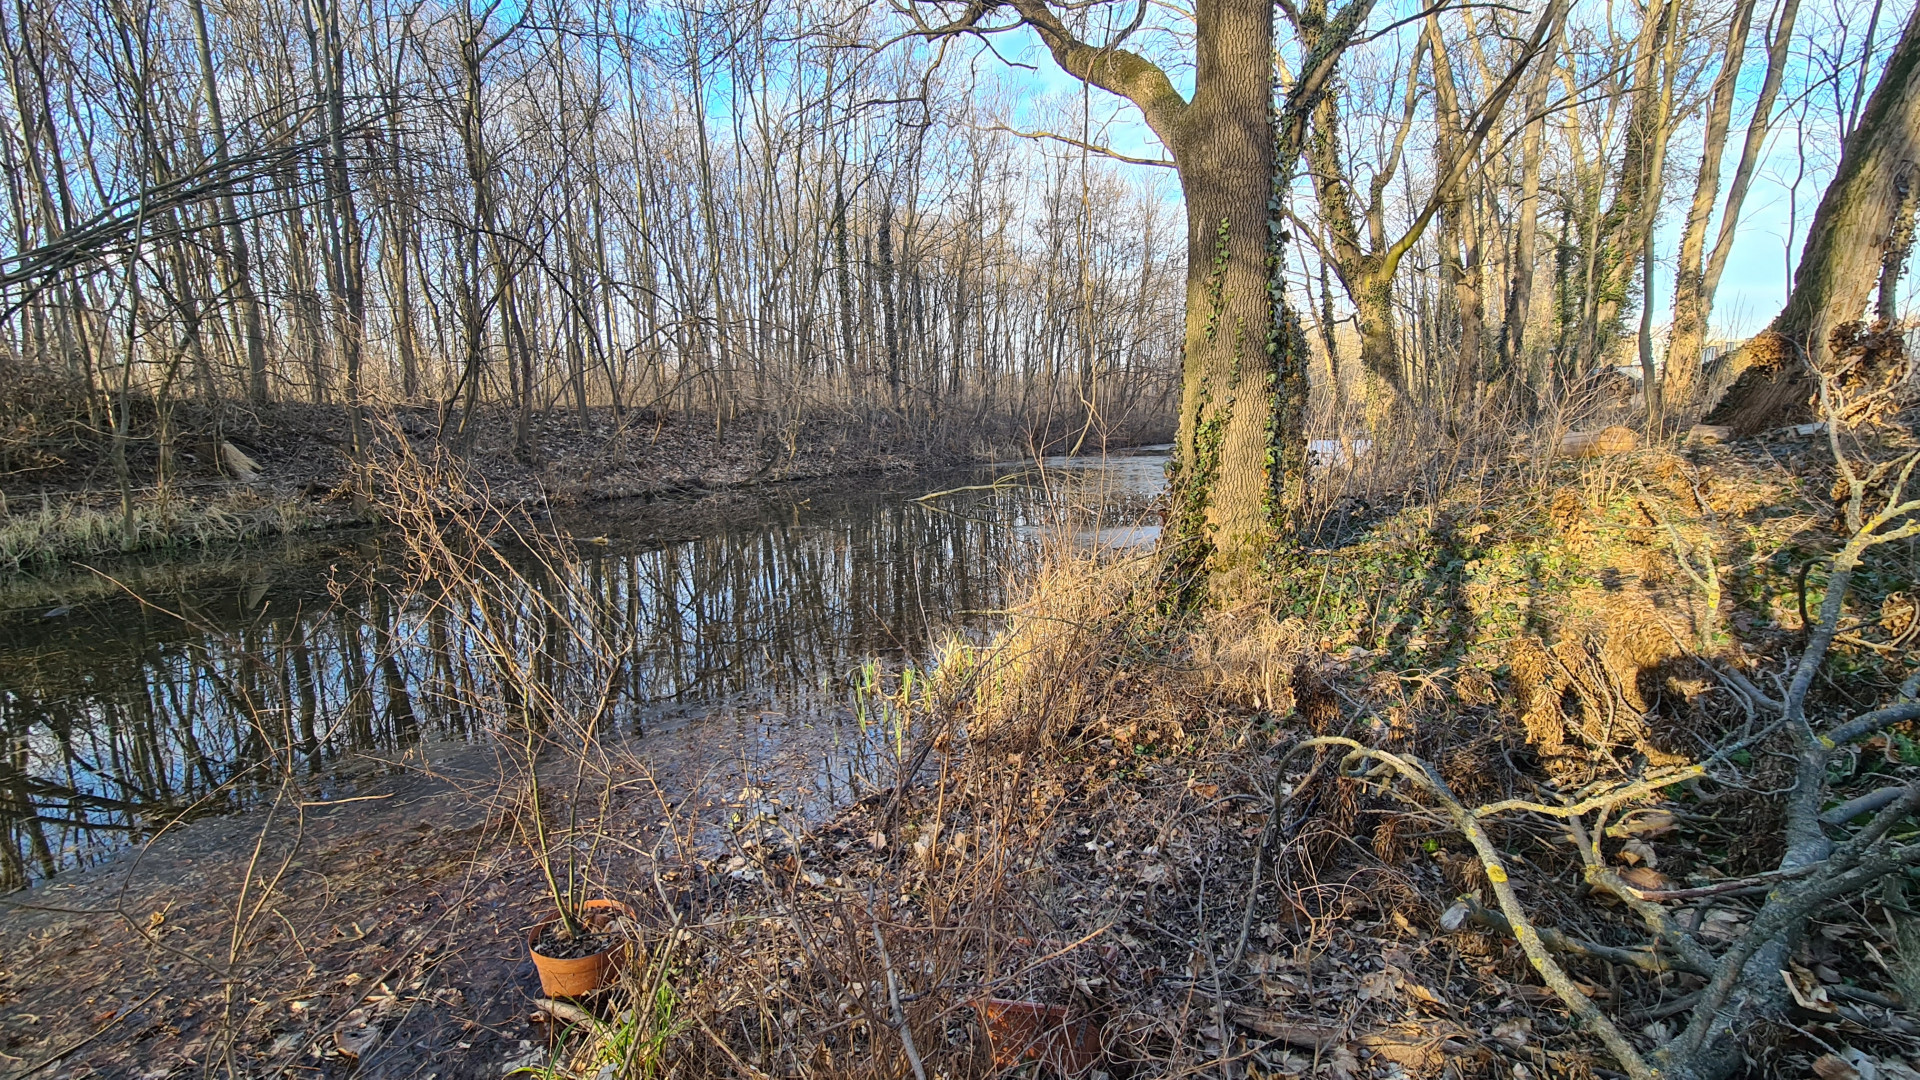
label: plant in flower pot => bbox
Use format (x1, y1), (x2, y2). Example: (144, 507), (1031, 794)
(518, 754), (634, 998)
(498, 574), (640, 999)
(378, 450), (639, 999)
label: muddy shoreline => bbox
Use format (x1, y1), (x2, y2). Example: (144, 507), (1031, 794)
(0, 450), (1172, 1078)
(0, 706), (841, 1079)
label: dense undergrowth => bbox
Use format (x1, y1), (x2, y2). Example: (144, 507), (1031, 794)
(510, 400), (1919, 1079)
(5, 388), (1909, 1079)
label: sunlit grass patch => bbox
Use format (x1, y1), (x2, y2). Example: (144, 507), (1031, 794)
(0, 489), (311, 571)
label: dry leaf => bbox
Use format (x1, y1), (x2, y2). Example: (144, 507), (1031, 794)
(1400, 976), (1445, 1007)
(1491, 1018), (1531, 1049)
(1874, 1056), (1920, 1080)
(1619, 839), (1660, 868)
(1607, 810), (1677, 837)
(1699, 908), (1749, 943)
(1813, 1053), (1863, 1080)
(1620, 867), (1671, 891)
(1783, 966), (1837, 1013)
(334, 1009), (379, 1059)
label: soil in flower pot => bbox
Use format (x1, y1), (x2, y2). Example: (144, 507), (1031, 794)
(528, 898), (634, 997)
(532, 920), (620, 960)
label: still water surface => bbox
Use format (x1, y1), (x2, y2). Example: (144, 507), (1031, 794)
(0, 452), (1165, 887)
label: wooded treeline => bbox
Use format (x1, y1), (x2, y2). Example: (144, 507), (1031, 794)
(0, 0), (1184, 469)
(1280, 0), (1914, 434)
(2, 0), (1912, 500)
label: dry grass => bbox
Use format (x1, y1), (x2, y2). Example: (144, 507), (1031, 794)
(0, 488), (312, 571)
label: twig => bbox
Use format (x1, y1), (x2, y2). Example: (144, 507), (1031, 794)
(269, 909), (459, 1077)
(1277, 737), (1655, 1078)
(871, 921), (929, 1080)
(298, 793), (395, 808)
(1636, 481), (1721, 630)
(1233, 747), (1329, 966)
(1705, 661), (1783, 712)
(1472, 768), (1702, 819)
(696, 1017), (777, 1080)
(1820, 786), (1911, 826)
(1631, 865), (1813, 901)
(912, 472), (1033, 501)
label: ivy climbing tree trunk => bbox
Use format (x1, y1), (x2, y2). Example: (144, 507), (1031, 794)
(1163, 0), (1285, 570)
(1295, 0), (1566, 414)
(901, 0), (1377, 584)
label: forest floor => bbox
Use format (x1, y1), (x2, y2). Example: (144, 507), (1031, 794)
(0, 395), (1097, 574)
(1, 419), (1917, 1080)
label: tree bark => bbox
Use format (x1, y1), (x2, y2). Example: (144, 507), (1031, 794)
(1428, 11), (1485, 422)
(1299, 0), (1565, 411)
(1499, 17), (1559, 380)
(1581, 0), (1670, 375)
(188, 0), (268, 405)
(1635, 0), (1683, 432)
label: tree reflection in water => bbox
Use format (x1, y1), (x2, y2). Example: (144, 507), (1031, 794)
(0, 455), (1163, 888)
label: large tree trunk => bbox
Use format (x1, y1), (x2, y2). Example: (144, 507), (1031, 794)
(1499, 21), (1558, 381)
(187, 0), (268, 405)
(1428, 12), (1485, 422)
(1634, 0), (1682, 432)
(1299, 2), (1563, 415)
(1580, 0), (1670, 376)
(1008, 0), (1307, 572)
(1303, 28), (1421, 398)
(1666, 0), (1748, 390)
(1168, 61), (1279, 566)
(318, 0), (367, 463)
(1708, 1), (1920, 433)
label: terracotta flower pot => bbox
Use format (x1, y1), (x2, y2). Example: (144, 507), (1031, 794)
(527, 898), (634, 998)
(974, 998), (1103, 1076)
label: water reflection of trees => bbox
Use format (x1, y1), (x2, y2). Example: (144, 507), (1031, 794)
(0, 484), (1039, 888)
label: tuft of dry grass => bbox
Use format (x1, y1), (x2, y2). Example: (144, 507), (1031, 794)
(0, 488), (312, 571)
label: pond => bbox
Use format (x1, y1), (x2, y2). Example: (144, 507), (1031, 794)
(0, 450), (1166, 888)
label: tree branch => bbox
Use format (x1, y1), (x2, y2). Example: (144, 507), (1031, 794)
(1001, 0), (1190, 149)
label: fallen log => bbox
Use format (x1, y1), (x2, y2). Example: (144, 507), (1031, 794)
(1556, 425), (1636, 458)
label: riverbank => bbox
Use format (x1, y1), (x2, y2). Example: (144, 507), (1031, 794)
(0, 449), (1173, 1078)
(0, 708), (838, 1079)
(0, 396), (1167, 574)
(4, 420), (1913, 1079)
(473, 422), (1912, 1079)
